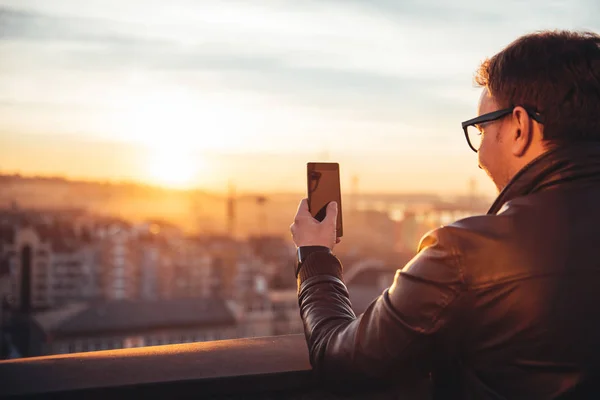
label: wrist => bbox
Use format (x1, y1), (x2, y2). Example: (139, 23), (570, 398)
(296, 246), (332, 277)
(295, 241), (333, 250)
(296, 250), (343, 283)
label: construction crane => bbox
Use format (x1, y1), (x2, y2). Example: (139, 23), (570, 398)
(189, 181), (269, 238)
(256, 195), (268, 237)
(226, 182), (236, 238)
(224, 182), (268, 238)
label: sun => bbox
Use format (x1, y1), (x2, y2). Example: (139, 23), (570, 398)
(146, 146), (203, 189)
(116, 89), (213, 189)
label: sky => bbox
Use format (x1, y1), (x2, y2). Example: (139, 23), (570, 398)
(0, 0), (599, 195)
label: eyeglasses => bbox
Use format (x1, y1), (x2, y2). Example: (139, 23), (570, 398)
(461, 106), (544, 152)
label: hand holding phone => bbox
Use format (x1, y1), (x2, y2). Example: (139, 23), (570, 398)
(307, 162), (343, 237)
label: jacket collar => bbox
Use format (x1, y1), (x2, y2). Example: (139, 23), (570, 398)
(487, 142), (600, 215)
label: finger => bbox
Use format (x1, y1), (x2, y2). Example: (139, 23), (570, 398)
(295, 198), (312, 217)
(336, 237), (342, 244)
(322, 201), (338, 226)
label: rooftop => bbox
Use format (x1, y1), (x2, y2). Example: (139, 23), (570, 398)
(33, 298), (236, 337)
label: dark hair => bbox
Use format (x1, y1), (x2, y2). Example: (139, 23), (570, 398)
(475, 30), (600, 144)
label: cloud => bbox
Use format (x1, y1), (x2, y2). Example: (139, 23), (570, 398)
(0, 7), (161, 47)
(0, 3), (476, 118)
(0, 0), (597, 192)
(0, 0), (598, 152)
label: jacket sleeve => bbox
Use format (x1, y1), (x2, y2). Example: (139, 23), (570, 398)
(297, 227), (466, 387)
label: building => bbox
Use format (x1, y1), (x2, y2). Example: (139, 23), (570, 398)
(167, 239), (218, 299)
(230, 275), (273, 338)
(136, 231), (174, 301)
(1, 224), (98, 311)
(269, 289), (303, 336)
(0, 252), (11, 358)
(138, 240), (161, 300)
(395, 210), (421, 253)
(30, 298), (238, 356)
(201, 236), (246, 299)
(247, 235), (295, 285)
(97, 223), (139, 301)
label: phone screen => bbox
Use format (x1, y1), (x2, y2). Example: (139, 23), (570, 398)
(307, 162), (343, 237)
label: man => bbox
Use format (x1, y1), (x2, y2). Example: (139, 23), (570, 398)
(290, 31), (600, 399)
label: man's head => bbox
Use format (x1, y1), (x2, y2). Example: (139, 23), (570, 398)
(469, 30), (600, 192)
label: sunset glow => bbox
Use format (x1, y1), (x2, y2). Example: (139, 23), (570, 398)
(119, 90), (202, 149)
(146, 146), (202, 189)
(0, 0), (597, 195)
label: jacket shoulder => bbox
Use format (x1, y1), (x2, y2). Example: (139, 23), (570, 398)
(406, 225), (465, 287)
(442, 211), (535, 288)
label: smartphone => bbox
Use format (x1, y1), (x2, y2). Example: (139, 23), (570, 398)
(307, 162), (343, 237)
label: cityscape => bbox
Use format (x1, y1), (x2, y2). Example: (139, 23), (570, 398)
(0, 1), (598, 399)
(0, 173), (489, 359)
(0, 0), (559, 364)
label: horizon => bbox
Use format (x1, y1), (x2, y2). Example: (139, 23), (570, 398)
(1, 0), (598, 197)
(0, 171), (490, 200)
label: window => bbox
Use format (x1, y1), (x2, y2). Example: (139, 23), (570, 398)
(114, 256), (126, 267)
(123, 336), (145, 348)
(113, 246), (126, 257)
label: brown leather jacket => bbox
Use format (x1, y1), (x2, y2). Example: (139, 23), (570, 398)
(297, 143), (600, 399)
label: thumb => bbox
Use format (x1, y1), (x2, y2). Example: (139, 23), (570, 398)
(323, 201), (338, 226)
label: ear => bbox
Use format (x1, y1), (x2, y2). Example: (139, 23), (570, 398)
(510, 106), (533, 157)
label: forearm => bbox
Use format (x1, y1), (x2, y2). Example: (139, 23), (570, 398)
(296, 252), (359, 382)
(296, 229), (465, 386)
(296, 252), (414, 385)
(296, 251), (354, 355)
(298, 272), (432, 385)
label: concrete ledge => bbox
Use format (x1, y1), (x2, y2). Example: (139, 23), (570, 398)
(0, 334), (430, 399)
